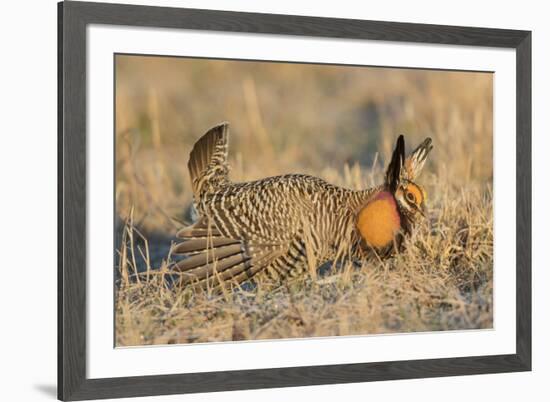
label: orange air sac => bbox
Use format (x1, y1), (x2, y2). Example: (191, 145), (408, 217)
(357, 191), (401, 249)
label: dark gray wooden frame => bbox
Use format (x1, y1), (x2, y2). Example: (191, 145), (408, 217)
(58, 1), (532, 400)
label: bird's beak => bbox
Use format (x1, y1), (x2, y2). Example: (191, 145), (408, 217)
(417, 203), (426, 218)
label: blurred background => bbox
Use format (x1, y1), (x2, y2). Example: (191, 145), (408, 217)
(115, 55), (493, 262)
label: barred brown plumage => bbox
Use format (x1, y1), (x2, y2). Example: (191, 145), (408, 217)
(171, 122), (433, 291)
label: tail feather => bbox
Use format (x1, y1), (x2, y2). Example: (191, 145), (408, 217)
(188, 122), (230, 198)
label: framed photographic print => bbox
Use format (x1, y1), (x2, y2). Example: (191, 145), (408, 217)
(58, 1), (531, 400)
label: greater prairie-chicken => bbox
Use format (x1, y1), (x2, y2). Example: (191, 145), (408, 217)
(171, 122), (433, 290)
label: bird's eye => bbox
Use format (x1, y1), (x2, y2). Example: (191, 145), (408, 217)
(405, 191), (416, 203)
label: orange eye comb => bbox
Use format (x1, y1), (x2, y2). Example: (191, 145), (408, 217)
(406, 183), (425, 204)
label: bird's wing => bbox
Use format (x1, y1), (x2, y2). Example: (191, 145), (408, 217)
(171, 216), (288, 291)
(171, 177), (316, 290)
(200, 178), (315, 244)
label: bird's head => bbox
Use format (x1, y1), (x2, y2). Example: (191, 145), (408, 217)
(385, 135), (433, 230)
(356, 135), (432, 252)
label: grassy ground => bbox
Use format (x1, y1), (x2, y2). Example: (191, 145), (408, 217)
(114, 55), (493, 346)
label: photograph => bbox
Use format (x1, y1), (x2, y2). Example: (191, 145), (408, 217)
(114, 54), (494, 347)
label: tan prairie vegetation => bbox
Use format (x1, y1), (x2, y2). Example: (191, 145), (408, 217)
(114, 55), (493, 346)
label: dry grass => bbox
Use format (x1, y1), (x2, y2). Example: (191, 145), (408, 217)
(114, 55), (493, 346)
